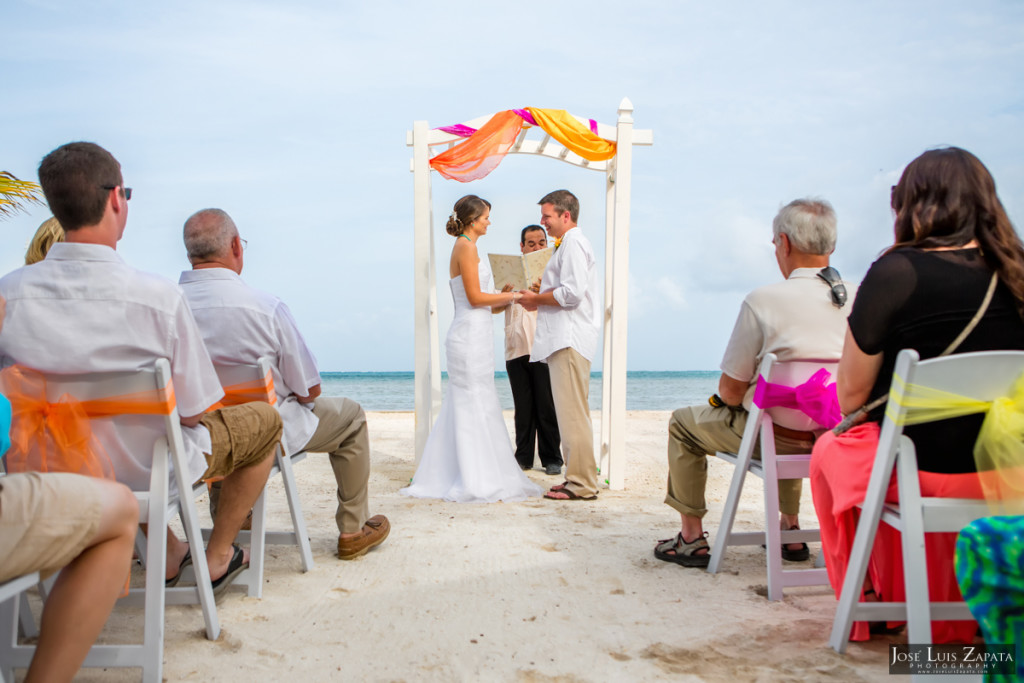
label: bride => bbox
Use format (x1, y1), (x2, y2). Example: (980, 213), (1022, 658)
(401, 195), (543, 502)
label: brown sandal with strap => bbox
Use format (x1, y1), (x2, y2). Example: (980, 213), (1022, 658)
(654, 532), (711, 567)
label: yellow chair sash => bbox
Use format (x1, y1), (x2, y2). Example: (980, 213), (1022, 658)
(886, 372), (1024, 512)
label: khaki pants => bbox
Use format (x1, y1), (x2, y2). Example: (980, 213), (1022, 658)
(666, 404), (811, 518)
(548, 347), (597, 498)
(303, 397), (370, 535)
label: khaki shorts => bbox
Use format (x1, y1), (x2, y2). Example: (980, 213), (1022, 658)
(0, 472), (104, 583)
(198, 402), (281, 483)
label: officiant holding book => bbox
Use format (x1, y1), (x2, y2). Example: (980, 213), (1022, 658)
(502, 225), (563, 474)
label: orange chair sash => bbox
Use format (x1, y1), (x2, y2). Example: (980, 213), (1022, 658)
(0, 365), (175, 478)
(206, 368), (276, 411)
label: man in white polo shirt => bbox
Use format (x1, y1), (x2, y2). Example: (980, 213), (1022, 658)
(0, 142), (280, 593)
(653, 198), (854, 568)
(179, 208), (389, 560)
(517, 190), (601, 501)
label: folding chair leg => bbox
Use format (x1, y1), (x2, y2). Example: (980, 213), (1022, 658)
(278, 451), (314, 572)
(828, 436), (899, 652)
(17, 593), (37, 639)
(236, 487), (268, 598)
(898, 448), (933, 645)
(175, 473), (220, 640)
(763, 451), (784, 602)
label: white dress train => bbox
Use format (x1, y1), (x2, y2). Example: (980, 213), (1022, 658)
(401, 258), (543, 503)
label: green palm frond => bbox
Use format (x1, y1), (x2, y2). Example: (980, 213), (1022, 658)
(0, 171), (44, 219)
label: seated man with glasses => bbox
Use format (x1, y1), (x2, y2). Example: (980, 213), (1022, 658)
(179, 208), (390, 560)
(654, 198), (855, 568)
(0, 142), (282, 594)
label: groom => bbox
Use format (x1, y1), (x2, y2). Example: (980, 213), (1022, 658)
(517, 190), (601, 501)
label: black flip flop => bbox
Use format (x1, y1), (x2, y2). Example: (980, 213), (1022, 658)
(210, 544), (249, 599)
(165, 549), (192, 588)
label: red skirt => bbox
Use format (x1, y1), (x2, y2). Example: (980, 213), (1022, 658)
(810, 423), (981, 643)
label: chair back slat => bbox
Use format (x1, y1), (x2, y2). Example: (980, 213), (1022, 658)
(899, 350), (1024, 400)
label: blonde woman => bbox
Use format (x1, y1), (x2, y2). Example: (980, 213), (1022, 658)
(401, 195), (542, 502)
(25, 217), (64, 265)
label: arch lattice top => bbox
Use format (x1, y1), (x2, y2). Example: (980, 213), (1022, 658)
(422, 106), (646, 182)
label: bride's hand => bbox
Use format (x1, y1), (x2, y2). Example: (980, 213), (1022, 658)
(517, 290), (538, 311)
(500, 283), (514, 293)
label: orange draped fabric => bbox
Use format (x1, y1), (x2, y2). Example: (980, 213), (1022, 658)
(429, 110), (524, 182)
(206, 369), (276, 411)
(525, 108), (617, 162)
(0, 365), (175, 478)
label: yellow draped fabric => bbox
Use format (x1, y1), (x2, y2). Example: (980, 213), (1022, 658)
(886, 373), (1024, 512)
(525, 108), (617, 162)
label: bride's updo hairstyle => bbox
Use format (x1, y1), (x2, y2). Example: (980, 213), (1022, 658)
(446, 195), (491, 237)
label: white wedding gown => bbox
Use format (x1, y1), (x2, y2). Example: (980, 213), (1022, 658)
(401, 258), (543, 503)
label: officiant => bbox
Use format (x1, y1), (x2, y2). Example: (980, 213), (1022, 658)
(501, 225), (563, 475)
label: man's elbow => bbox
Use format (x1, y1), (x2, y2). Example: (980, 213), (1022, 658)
(298, 383), (322, 403)
(180, 413), (204, 428)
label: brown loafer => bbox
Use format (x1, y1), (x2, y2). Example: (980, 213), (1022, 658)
(337, 515), (390, 560)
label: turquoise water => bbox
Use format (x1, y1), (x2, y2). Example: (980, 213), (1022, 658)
(319, 371), (719, 411)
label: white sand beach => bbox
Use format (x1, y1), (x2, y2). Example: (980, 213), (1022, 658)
(50, 411), (895, 682)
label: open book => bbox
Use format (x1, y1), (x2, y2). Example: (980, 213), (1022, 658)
(488, 247), (554, 291)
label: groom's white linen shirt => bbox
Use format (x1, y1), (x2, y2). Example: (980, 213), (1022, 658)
(0, 242), (223, 490)
(179, 268), (321, 457)
(530, 227), (600, 363)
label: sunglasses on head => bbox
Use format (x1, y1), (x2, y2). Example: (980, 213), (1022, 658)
(817, 266), (848, 308)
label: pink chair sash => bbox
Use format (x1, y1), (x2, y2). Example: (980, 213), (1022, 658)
(753, 368), (841, 429)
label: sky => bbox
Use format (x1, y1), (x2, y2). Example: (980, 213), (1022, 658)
(2, 1), (1023, 372)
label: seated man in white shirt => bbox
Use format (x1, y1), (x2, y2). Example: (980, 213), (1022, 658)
(179, 209), (390, 560)
(653, 198), (854, 568)
(0, 142), (281, 594)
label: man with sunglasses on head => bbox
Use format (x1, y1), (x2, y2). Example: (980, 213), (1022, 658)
(654, 198), (855, 568)
(0, 142), (282, 598)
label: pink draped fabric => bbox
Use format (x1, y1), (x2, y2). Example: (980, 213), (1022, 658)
(437, 124), (477, 138)
(810, 423), (982, 643)
(753, 368), (841, 429)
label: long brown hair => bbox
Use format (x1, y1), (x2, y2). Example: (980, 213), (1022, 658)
(889, 147), (1024, 311)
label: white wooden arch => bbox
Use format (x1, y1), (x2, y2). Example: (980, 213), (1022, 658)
(406, 98), (653, 490)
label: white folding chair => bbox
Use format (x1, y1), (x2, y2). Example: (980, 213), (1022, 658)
(0, 572), (40, 683)
(707, 353), (833, 600)
(0, 470), (40, 644)
(207, 357), (314, 575)
(0, 360), (220, 683)
(829, 349), (1022, 665)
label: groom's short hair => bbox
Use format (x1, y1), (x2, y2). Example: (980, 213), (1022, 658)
(538, 190), (579, 223)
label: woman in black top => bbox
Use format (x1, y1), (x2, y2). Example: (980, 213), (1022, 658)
(810, 147), (1024, 643)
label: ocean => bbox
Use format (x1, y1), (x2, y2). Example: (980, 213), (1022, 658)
(319, 371), (719, 411)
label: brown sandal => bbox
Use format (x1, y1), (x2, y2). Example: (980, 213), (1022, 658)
(544, 487), (597, 501)
(654, 532), (711, 567)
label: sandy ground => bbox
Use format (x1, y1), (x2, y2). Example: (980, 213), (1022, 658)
(22, 411), (899, 682)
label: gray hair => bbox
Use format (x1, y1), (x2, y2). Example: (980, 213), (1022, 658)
(772, 198), (837, 255)
(183, 208), (237, 262)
